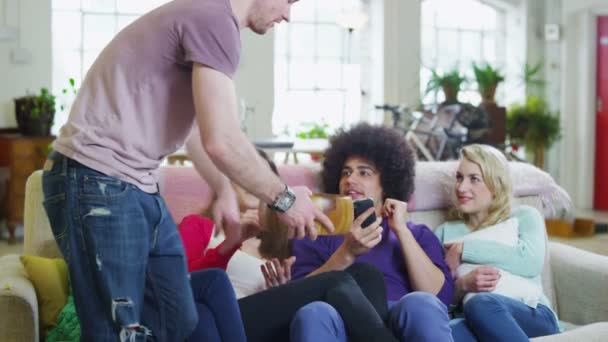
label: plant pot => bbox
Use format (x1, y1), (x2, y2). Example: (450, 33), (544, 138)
(14, 96), (55, 136)
(480, 84), (497, 104)
(442, 85), (459, 103)
(545, 218), (573, 237)
(533, 145), (545, 169)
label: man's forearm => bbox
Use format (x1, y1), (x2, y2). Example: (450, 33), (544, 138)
(192, 64), (285, 205)
(185, 127), (233, 195)
(307, 246), (355, 277)
(203, 130), (284, 205)
(397, 229), (445, 294)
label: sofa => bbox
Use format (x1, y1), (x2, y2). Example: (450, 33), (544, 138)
(1, 163), (607, 342)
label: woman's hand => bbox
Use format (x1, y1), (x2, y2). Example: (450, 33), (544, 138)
(339, 208), (383, 258)
(457, 265), (501, 293)
(240, 209), (261, 242)
(261, 256), (296, 288)
(444, 242), (464, 278)
(221, 209), (260, 253)
(383, 198), (409, 236)
(213, 188), (242, 243)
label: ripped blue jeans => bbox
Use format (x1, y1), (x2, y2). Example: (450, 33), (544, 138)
(42, 151), (198, 341)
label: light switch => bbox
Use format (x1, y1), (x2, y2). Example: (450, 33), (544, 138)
(11, 48), (32, 64)
(545, 24), (560, 42)
(0, 26), (18, 41)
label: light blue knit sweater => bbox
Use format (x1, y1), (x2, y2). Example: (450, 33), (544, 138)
(434, 205), (556, 315)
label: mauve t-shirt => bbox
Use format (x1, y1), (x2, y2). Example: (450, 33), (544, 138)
(54, 0), (241, 193)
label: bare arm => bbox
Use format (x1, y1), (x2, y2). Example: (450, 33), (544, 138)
(192, 64), (284, 204)
(307, 245), (356, 277)
(395, 229), (445, 294)
(185, 127), (240, 237)
(192, 64), (334, 238)
(307, 210), (383, 277)
(384, 199), (444, 295)
(185, 127), (233, 198)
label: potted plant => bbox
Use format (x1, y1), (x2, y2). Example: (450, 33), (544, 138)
(472, 62), (505, 104)
(521, 62), (545, 96)
(14, 88), (56, 136)
(296, 122), (330, 162)
(425, 68), (467, 104)
(506, 96), (561, 168)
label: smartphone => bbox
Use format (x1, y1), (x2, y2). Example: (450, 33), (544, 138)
(353, 198), (376, 228)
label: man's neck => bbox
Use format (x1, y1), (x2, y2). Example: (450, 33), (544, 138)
(229, 0), (251, 29)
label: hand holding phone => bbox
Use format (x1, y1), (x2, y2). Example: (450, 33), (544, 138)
(353, 198), (376, 228)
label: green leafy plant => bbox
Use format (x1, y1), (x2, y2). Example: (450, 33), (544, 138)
(472, 62), (505, 103)
(296, 122), (330, 139)
(507, 96), (561, 167)
(14, 87), (57, 136)
(425, 68), (467, 103)
(521, 62), (545, 95)
(59, 77), (79, 111)
(20, 88), (56, 119)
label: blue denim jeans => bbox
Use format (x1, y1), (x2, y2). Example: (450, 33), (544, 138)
(188, 269), (246, 342)
(290, 291), (453, 342)
(42, 151), (198, 341)
(450, 293), (560, 342)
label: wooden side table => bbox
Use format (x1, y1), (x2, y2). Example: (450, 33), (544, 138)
(0, 134), (54, 244)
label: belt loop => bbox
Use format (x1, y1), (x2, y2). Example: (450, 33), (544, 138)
(61, 153), (68, 175)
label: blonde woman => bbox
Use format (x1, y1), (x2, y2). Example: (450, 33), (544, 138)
(434, 144), (560, 341)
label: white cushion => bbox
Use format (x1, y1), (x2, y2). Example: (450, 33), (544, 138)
(446, 218), (543, 307)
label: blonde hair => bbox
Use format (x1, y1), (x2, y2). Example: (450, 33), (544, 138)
(450, 144), (512, 230)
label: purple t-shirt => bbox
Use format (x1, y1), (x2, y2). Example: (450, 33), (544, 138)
(291, 219), (455, 304)
(54, 0), (241, 193)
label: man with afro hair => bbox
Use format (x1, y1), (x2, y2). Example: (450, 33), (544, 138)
(289, 123), (455, 341)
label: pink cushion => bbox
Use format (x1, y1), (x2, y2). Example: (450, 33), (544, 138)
(159, 166), (214, 224)
(159, 165), (319, 224)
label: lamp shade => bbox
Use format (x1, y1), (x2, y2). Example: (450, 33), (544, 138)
(336, 10), (368, 31)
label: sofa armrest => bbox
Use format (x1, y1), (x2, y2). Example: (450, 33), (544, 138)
(0, 256), (39, 342)
(549, 242), (608, 324)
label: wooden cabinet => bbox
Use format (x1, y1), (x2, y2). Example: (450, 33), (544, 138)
(0, 134), (54, 244)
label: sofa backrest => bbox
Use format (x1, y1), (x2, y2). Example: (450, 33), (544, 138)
(24, 166), (558, 311)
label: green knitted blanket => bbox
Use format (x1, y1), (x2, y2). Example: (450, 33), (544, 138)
(46, 294), (80, 342)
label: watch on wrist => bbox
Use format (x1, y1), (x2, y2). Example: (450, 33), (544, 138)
(268, 185), (296, 212)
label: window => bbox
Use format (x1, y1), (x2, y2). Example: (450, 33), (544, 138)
(420, 0), (506, 105)
(273, 0), (365, 136)
(51, 0), (170, 134)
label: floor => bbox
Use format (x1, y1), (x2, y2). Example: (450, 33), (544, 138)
(0, 223), (23, 256)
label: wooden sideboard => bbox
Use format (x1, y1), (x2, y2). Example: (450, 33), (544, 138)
(0, 134), (54, 244)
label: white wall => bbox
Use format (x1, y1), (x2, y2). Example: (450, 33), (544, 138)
(234, 30), (274, 140)
(0, 0), (52, 128)
(383, 0), (421, 122)
(555, 1), (608, 209)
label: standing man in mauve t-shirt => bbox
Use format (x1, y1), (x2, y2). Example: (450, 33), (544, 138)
(42, 0), (333, 340)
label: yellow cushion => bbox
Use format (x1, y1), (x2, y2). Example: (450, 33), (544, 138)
(20, 255), (69, 330)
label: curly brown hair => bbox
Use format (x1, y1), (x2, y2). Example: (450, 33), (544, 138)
(321, 123), (416, 201)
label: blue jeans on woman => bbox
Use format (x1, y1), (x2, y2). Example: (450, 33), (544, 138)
(42, 151), (198, 341)
(188, 269), (246, 342)
(290, 291), (453, 342)
(450, 293), (560, 342)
